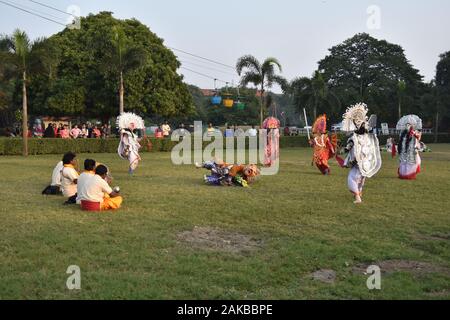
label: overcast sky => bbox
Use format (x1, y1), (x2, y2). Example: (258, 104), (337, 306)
(1, 0), (449, 91)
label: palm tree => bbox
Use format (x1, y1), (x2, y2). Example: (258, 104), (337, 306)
(236, 55), (287, 126)
(112, 26), (146, 114)
(290, 71), (340, 121)
(0, 30), (52, 156)
(397, 80), (406, 119)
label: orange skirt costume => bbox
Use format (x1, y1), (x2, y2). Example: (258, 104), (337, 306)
(311, 115), (337, 175)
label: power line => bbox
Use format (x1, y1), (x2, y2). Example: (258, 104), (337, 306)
(27, 0), (74, 16)
(8, 0), (64, 21)
(170, 47), (235, 70)
(180, 60), (237, 77)
(179, 67), (230, 84)
(2, 0), (240, 87)
(0, 0), (66, 26)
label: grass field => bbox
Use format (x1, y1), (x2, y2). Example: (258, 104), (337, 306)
(0, 145), (449, 300)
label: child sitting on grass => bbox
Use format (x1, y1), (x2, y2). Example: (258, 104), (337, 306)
(76, 159), (96, 205)
(78, 165), (122, 211)
(61, 152), (79, 205)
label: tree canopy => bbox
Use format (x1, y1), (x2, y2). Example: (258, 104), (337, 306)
(318, 33), (426, 125)
(2, 12), (194, 123)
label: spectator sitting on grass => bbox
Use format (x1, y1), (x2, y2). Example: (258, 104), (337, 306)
(76, 159), (97, 205)
(61, 152), (79, 205)
(42, 159), (64, 195)
(78, 164), (123, 211)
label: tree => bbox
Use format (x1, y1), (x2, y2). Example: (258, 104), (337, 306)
(290, 71), (340, 121)
(397, 80), (406, 119)
(434, 51), (450, 137)
(0, 30), (53, 156)
(236, 55), (287, 126)
(42, 12), (194, 120)
(318, 33), (425, 125)
(111, 25), (146, 114)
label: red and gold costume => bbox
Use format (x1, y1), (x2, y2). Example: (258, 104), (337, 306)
(310, 115), (337, 175)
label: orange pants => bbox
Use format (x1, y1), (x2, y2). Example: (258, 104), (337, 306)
(101, 196), (123, 210)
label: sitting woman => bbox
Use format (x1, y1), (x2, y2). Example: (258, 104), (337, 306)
(78, 165), (122, 211)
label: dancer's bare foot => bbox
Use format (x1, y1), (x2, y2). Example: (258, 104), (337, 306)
(195, 162), (202, 169)
(353, 195), (362, 204)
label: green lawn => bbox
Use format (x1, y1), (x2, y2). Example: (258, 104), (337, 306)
(0, 145), (449, 300)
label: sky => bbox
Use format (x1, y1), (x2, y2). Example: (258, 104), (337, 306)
(1, 0), (449, 92)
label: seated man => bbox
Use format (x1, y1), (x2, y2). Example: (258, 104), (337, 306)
(78, 165), (122, 211)
(42, 159), (64, 195)
(61, 152), (79, 204)
(76, 159), (96, 205)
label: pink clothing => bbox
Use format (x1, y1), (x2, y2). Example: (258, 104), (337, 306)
(70, 128), (81, 139)
(60, 129), (70, 139)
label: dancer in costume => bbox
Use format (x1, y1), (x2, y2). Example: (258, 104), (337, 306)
(195, 160), (260, 187)
(396, 115), (423, 180)
(341, 103), (382, 204)
(309, 114), (337, 175)
(262, 117), (280, 167)
(116, 112), (145, 175)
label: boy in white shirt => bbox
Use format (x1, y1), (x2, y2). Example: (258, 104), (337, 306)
(78, 165), (122, 211)
(76, 159), (96, 205)
(42, 160), (64, 195)
(61, 152), (79, 205)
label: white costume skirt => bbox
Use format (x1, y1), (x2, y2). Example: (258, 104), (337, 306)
(398, 155), (421, 180)
(348, 166), (366, 195)
(129, 150), (140, 170)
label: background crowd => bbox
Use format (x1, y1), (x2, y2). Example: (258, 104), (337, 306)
(30, 121), (112, 139)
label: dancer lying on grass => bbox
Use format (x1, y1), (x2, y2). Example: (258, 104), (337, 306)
(77, 165), (122, 211)
(61, 152), (79, 205)
(196, 160), (260, 187)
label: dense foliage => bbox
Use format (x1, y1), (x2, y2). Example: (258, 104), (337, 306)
(0, 12), (194, 126)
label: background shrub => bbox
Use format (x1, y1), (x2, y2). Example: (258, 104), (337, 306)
(0, 134), (449, 156)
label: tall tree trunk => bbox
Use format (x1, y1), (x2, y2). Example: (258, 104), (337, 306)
(313, 102), (317, 121)
(119, 71), (124, 114)
(260, 83), (265, 127)
(22, 71), (28, 157)
(434, 110), (439, 143)
(398, 96), (402, 120)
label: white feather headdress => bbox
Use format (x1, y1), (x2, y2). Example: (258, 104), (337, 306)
(116, 112), (145, 130)
(342, 103), (369, 132)
(396, 115), (422, 131)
